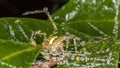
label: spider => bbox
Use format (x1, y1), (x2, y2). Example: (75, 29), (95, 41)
(23, 7), (81, 68)
(29, 31), (80, 68)
(30, 30), (80, 56)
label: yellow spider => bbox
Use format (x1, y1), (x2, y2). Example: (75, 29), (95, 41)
(23, 8), (80, 68)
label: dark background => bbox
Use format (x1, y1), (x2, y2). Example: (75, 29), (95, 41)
(0, 0), (68, 19)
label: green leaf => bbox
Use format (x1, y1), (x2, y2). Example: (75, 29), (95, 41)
(52, 0), (120, 67)
(0, 39), (40, 68)
(0, 17), (91, 42)
(52, 0), (120, 37)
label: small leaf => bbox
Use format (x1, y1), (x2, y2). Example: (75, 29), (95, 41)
(0, 39), (41, 68)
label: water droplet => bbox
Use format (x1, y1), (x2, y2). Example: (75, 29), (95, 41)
(73, 0), (80, 4)
(75, 56), (80, 62)
(93, 0), (96, 4)
(81, 0), (86, 3)
(43, 7), (48, 12)
(54, 16), (60, 20)
(65, 10), (78, 21)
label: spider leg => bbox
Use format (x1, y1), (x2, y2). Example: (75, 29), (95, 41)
(22, 7), (58, 35)
(30, 31), (37, 46)
(43, 7), (58, 34)
(65, 37), (69, 51)
(73, 38), (77, 52)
